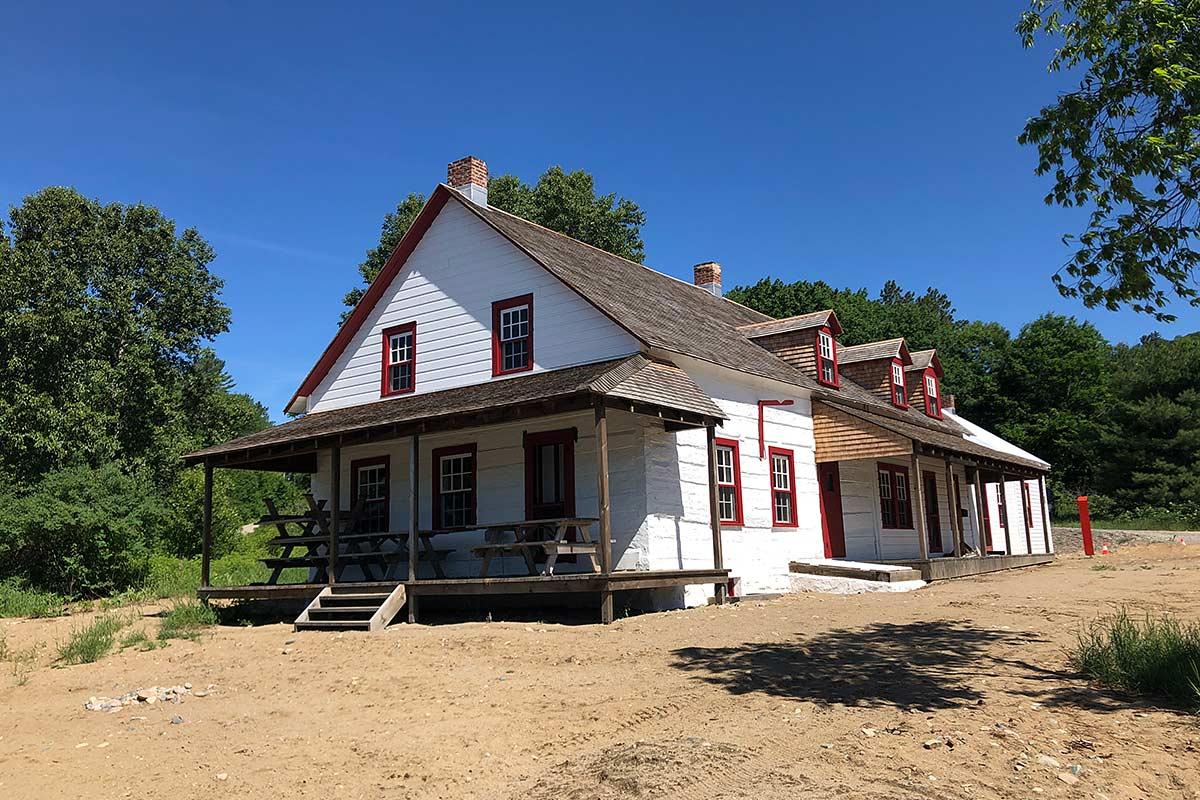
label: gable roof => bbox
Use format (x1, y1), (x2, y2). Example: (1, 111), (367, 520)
(839, 338), (911, 366)
(735, 310), (842, 338)
(289, 184), (824, 412)
(906, 349), (943, 376)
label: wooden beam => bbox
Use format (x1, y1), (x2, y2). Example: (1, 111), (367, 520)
(946, 460), (962, 557)
(1022, 478), (1034, 554)
(201, 461), (213, 588)
(912, 449), (930, 561)
(706, 424), (727, 604)
(999, 473), (1013, 555)
(1039, 474), (1053, 554)
(329, 446), (341, 584)
(408, 433), (420, 624)
(972, 466), (988, 555)
(594, 402), (612, 576)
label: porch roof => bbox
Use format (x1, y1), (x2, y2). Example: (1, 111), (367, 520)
(184, 355), (725, 470)
(815, 400), (1048, 475)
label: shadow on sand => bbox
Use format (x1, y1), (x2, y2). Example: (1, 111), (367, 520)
(669, 620), (1094, 712)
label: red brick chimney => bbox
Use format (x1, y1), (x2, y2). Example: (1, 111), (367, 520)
(694, 262), (722, 297)
(447, 156), (488, 206)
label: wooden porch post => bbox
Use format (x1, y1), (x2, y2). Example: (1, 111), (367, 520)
(972, 467), (988, 556)
(594, 401), (614, 624)
(1022, 478), (1034, 554)
(329, 445), (341, 584)
(200, 460), (213, 588)
(1039, 473), (1053, 553)
(705, 424), (727, 605)
(408, 433), (420, 624)
(946, 460), (962, 557)
(911, 449), (930, 561)
(999, 473), (1013, 555)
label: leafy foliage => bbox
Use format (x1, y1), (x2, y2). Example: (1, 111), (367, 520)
(1018, 0), (1200, 320)
(341, 165), (645, 315)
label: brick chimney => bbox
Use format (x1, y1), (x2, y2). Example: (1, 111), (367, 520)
(943, 393), (956, 413)
(447, 156), (488, 206)
(694, 262), (722, 297)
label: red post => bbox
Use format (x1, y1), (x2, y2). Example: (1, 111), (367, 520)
(1077, 495), (1094, 556)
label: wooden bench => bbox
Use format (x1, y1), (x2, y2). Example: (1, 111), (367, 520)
(470, 539), (599, 576)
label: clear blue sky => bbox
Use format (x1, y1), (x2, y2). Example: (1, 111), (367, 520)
(4, 1), (1197, 419)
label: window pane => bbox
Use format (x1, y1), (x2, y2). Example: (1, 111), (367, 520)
(500, 306), (528, 341)
(534, 443), (563, 505)
(716, 446), (734, 485)
(502, 338), (528, 370)
(821, 362), (835, 383)
(718, 486), (736, 521)
(771, 455), (790, 490)
(774, 492), (792, 524)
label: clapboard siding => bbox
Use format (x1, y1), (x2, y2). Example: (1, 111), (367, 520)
(982, 478), (1049, 555)
(308, 200), (641, 412)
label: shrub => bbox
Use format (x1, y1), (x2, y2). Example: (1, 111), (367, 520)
(120, 628), (159, 651)
(158, 600), (217, 641)
(0, 465), (153, 597)
(57, 614), (127, 665)
(1072, 610), (1200, 710)
(0, 579), (67, 618)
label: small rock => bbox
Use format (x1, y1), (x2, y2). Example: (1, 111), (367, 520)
(96, 742), (109, 749)
(183, 683), (192, 690)
(137, 689), (156, 702)
(861, 727), (877, 738)
(143, 695), (157, 705)
(215, 773), (228, 782)
(194, 690), (209, 698)
(1057, 772), (1079, 785)
(170, 716), (184, 725)
(923, 738), (943, 749)
(1038, 755), (1062, 768)
(1069, 764), (1084, 776)
(820, 743), (833, 749)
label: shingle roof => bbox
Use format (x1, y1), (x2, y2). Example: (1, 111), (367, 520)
(452, 192), (822, 391)
(185, 356), (723, 464)
(839, 338), (909, 366)
(735, 310), (839, 339)
(907, 349), (937, 371)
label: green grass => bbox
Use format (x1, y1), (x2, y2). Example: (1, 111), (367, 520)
(120, 628), (160, 651)
(0, 579), (67, 618)
(1091, 563), (1117, 572)
(56, 614), (128, 666)
(1072, 610), (1200, 711)
(158, 600), (218, 641)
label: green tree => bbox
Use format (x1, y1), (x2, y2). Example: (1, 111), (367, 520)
(994, 314), (1112, 493)
(0, 187), (230, 484)
(341, 166), (646, 315)
(1018, 0), (1200, 320)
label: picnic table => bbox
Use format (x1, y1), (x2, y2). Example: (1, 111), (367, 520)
(469, 517), (601, 577)
(258, 495), (450, 582)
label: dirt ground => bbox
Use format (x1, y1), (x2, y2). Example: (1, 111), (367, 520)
(2, 542), (1198, 800)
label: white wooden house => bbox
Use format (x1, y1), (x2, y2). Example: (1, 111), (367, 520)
(186, 156), (1053, 627)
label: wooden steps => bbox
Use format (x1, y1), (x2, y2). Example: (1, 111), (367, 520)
(293, 584), (407, 632)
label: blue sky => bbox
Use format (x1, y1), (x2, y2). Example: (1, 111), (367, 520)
(4, 1), (1197, 419)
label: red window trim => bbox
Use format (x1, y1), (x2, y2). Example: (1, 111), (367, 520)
(877, 462), (914, 530)
(922, 367), (943, 419)
(431, 443), (478, 530)
(890, 357), (909, 409)
(1022, 481), (1034, 530)
(981, 485), (994, 549)
(767, 446), (798, 528)
(491, 293), (534, 377)
(380, 322), (417, 397)
(714, 437), (744, 527)
(995, 482), (1008, 531)
(349, 455), (390, 532)
(815, 325), (840, 388)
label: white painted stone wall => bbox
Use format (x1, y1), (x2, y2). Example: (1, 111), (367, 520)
(307, 200), (641, 412)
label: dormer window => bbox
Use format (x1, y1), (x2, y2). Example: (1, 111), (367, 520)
(381, 322), (416, 396)
(924, 369), (942, 418)
(816, 327), (839, 387)
(492, 294), (533, 376)
(890, 359), (908, 408)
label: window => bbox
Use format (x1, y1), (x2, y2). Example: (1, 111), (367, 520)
(432, 444), (476, 529)
(923, 368), (942, 418)
(995, 482), (1009, 531)
(815, 326), (839, 387)
(714, 438), (743, 526)
(380, 322), (416, 396)
(890, 359), (908, 408)
(492, 294), (533, 376)
(524, 428), (576, 519)
(877, 463), (913, 529)
(768, 447), (797, 527)
(350, 456), (389, 533)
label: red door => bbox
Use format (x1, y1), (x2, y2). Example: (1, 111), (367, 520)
(817, 463), (846, 558)
(524, 428), (576, 520)
(922, 471), (942, 553)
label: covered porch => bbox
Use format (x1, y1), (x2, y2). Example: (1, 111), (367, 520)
(812, 401), (1053, 577)
(184, 357), (732, 625)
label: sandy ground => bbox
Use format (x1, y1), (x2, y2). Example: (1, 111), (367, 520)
(2, 542), (1198, 800)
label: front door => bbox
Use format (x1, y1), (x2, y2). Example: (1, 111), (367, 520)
(922, 471), (943, 553)
(817, 463), (846, 558)
(524, 428), (576, 520)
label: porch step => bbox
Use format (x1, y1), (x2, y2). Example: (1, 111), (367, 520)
(292, 584), (407, 632)
(788, 559), (924, 583)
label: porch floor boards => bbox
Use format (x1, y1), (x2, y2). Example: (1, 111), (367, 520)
(886, 553), (1054, 581)
(196, 568), (729, 602)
